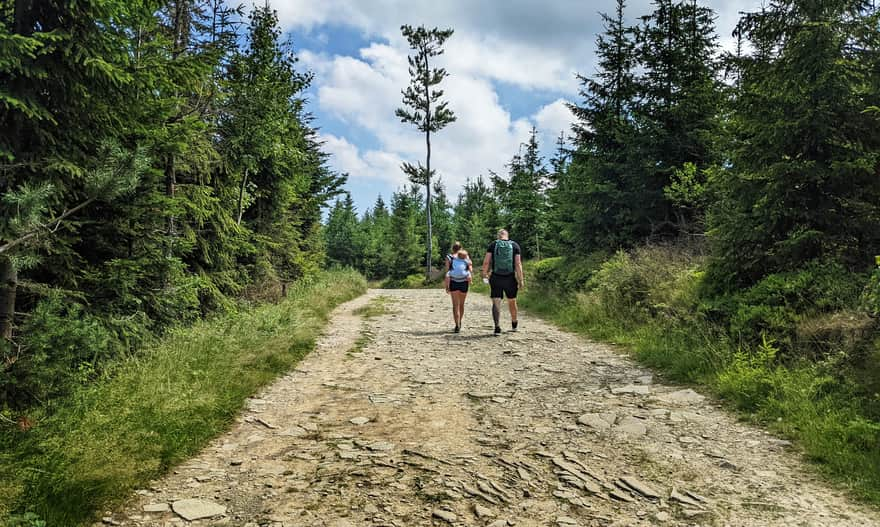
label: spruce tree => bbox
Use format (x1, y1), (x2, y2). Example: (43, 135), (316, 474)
(706, 0), (880, 289)
(395, 24), (456, 279)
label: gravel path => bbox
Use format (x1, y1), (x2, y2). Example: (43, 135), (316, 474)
(104, 288), (879, 527)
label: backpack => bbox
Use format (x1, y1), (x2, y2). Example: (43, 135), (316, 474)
(493, 240), (514, 274)
(450, 258), (469, 280)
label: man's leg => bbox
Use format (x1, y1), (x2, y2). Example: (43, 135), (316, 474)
(492, 298), (502, 328)
(508, 298), (518, 323)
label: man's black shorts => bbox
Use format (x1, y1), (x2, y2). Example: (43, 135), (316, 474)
(449, 280), (469, 293)
(489, 273), (518, 299)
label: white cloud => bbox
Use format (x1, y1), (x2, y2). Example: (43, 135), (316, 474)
(319, 133), (408, 187)
(268, 0), (763, 205)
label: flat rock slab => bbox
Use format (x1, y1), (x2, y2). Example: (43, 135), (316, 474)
(655, 388), (705, 405)
(433, 509), (458, 523)
(615, 416), (648, 436)
(142, 503), (169, 513)
(577, 412), (614, 431)
(171, 499), (226, 521)
(610, 384), (651, 395)
(619, 476), (661, 499)
(349, 416), (370, 425)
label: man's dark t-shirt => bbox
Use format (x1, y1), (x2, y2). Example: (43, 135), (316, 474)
(486, 240), (522, 276)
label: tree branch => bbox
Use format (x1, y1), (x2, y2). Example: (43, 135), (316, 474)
(0, 196), (97, 255)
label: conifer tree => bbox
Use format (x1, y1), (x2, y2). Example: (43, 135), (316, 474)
(706, 0), (880, 289)
(395, 24), (456, 279)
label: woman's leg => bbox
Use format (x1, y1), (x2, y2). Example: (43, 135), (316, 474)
(458, 292), (467, 326)
(453, 291), (466, 327)
(450, 289), (457, 326)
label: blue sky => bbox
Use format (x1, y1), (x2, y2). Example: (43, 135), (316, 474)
(265, 0), (758, 215)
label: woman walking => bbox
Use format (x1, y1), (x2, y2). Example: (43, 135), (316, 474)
(445, 242), (472, 333)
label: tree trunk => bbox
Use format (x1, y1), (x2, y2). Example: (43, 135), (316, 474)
(236, 167), (249, 225)
(424, 51), (433, 281)
(0, 257), (18, 341)
(166, 157), (176, 257)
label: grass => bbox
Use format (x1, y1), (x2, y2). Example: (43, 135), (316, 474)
(347, 296), (395, 357)
(519, 254), (880, 507)
(0, 269), (367, 526)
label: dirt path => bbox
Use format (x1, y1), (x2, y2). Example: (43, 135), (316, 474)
(105, 289), (879, 527)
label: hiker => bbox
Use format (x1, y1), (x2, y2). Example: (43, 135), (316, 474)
(481, 229), (524, 335)
(445, 242), (472, 333)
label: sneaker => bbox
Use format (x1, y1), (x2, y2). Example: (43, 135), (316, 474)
(454, 325), (460, 333)
(494, 326), (502, 336)
(511, 320), (518, 332)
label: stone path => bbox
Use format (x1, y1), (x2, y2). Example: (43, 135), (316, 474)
(102, 289), (879, 527)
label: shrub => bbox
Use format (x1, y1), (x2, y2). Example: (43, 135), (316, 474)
(718, 261), (864, 348)
(0, 294), (143, 410)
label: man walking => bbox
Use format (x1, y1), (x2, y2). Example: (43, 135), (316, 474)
(481, 229), (525, 335)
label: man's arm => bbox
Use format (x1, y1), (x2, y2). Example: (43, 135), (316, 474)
(482, 252), (492, 278)
(514, 254), (524, 287)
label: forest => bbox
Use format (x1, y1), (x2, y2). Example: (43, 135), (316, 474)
(2, 0), (880, 523)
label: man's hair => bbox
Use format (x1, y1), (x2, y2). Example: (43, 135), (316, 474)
(497, 229), (508, 239)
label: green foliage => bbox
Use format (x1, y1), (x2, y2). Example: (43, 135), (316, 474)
(709, 261), (865, 347)
(493, 128), (549, 258)
(0, 270), (365, 525)
(706, 0), (880, 290)
(861, 266), (880, 317)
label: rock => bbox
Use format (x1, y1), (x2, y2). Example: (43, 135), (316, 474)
(556, 516), (579, 526)
(364, 503), (380, 515)
(171, 499), (226, 521)
(610, 384), (651, 395)
(279, 425), (308, 437)
(682, 509), (711, 519)
(678, 436), (699, 444)
(349, 417), (370, 426)
(474, 504), (495, 518)
(618, 477), (661, 499)
(101, 517), (120, 525)
(229, 459), (244, 466)
(467, 391), (512, 399)
(551, 457), (602, 494)
(609, 490), (635, 502)
(670, 488), (702, 507)
(487, 521), (509, 527)
(432, 509), (457, 523)
(654, 511), (671, 522)
(577, 413), (613, 431)
(719, 460), (739, 471)
(615, 416), (648, 436)
(143, 503), (170, 513)
(637, 375), (654, 384)
(654, 389), (705, 405)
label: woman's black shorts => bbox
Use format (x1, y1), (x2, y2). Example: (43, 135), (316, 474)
(489, 273), (518, 299)
(449, 280), (469, 293)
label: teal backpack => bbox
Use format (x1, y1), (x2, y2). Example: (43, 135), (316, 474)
(493, 240), (514, 274)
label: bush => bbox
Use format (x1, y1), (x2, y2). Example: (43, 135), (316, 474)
(714, 261), (865, 348)
(0, 294), (148, 410)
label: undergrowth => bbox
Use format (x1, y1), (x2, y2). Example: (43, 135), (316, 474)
(0, 269), (366, 525)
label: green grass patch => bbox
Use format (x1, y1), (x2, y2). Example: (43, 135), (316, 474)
(0, 269), (367, 525)
(520, 251), (880, 506)
(352, 295), (395, 318)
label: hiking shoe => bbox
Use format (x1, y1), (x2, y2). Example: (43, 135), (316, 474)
(511, 320), (518, 332)
(494, 326), (502, 336)
(454, 325), (460, 333)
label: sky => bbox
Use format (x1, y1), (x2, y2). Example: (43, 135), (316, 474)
(263, 0), (760, 215)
